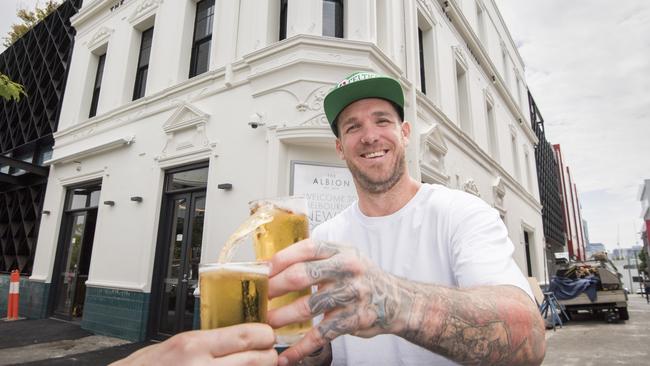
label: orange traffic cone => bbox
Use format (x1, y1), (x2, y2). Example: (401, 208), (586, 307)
(5, 269), (20, 321)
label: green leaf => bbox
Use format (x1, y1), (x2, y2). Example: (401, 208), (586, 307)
(0, 73), (26, 101)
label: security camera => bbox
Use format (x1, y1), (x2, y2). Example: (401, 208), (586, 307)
(248, 113), (265, 129)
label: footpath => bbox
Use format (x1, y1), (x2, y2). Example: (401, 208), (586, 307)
(542, 294), (650, 365)
(4, 294), (648, 365)
(0, 318), (152, 365)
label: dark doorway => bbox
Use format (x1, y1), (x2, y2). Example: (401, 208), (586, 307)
(52, 182), (101, 319)
(150, 164), (207, 339)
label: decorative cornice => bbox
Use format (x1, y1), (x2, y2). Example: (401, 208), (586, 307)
(72, 0), (125, 28)
(128, 0), (162, 26)
(493, 176), (506, 198)
(163, 103), (208, 134)
(484, 88), (494, 106)
(509, 123), (518, 137)
(419, 123), (449, 185)
(45, 137), (135, 165)
(417, 0), (438, 25)
(87, 26), (114, 51)
(452, 45), (468, 70)
(463, 179), (481, 197)
(274, 126), (334, 147)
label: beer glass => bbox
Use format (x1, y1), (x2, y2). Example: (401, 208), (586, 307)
(199, 261), (269, 330)
(249, 196), (311, 345)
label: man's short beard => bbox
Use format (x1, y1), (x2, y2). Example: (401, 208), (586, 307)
(347, 151), (406, 194)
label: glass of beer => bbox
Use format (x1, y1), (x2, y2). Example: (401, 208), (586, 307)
(249, 196), (311, 346)
(199, 261), (269, 330)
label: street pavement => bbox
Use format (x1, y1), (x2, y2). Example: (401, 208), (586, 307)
(1, 294), (648, 365)
(0, 318), (152, 365)
(542, 294), (650, 365)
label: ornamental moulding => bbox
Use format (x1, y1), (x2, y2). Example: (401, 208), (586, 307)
(419, 123), (449, 184)
(158, 103), (213, 161)
(129, 0), (163, 26)
(87, 27), (113, 51)
(463, 179), (480, 197)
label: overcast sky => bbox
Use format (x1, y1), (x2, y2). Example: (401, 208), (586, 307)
(494, 0), (650, 251)
(0, 0), (44, 52)
(1, 1), (648, 251)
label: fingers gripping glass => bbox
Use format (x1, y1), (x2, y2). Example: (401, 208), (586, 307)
(249, 196), (313, 346)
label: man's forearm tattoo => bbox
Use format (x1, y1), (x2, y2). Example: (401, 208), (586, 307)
(303, 242), (544, 365)
(402, 285), (545, 365)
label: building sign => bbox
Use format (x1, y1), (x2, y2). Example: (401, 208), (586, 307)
(290, 161), (357, 228)
(110, 0), (126, 12)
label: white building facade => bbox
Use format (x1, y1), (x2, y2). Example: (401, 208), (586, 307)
(29, 0), (544, 340)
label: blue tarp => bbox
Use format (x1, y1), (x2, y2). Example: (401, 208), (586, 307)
(549, 275), (600, 302)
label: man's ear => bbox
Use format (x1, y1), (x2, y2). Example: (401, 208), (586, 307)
(335, 138), (345, 160)
(401, 121), (411, 146)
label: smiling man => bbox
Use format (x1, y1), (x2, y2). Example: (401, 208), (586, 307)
(267, 72), (546, 366)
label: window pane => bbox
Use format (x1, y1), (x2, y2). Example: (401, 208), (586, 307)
(279, 0), (288, 40)
(67, 184), (102, 210)
(418, 28), (426, 94)
(133, 67), (148, 100)
(95, 54), (106, 89)
(192, 40), (210, 76)
(169, 167), (209, 191)
(323, 0), (343, 38)
(89, 54), (106, 118)
(194, 0), (215, 40)
(133, 28), (153, 100)
(70, 190), (89, 210)
(89, 190), (101, 207)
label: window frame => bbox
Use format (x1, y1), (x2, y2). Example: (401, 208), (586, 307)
(189, 0), (215, 78)
(418, 27), (426, 94)
(89, 53), (106, 118)
(133, 26), (154, 101)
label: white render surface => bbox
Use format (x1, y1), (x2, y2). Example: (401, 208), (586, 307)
(32, 0), (545, 292)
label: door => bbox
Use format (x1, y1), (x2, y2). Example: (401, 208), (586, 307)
(156, 192), (205, 335)
(52, 183), (101, 319)
(151, 164), (208, 338)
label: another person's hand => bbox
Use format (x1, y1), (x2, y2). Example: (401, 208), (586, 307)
(110, 323), (277, 366)
(268, 239), (409, 366)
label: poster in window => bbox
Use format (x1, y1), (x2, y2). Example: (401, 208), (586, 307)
(290, 161), (357, 228)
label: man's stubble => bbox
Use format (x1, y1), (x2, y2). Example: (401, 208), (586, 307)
(345, 145), (407, 195)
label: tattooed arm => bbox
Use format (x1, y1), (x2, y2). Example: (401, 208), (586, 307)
(268, 240), (545, 366)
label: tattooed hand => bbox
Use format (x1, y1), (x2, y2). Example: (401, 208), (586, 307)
(267, 239), (416, 365)
(268, 239), (546, 366)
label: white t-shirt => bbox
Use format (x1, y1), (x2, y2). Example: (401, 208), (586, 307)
(311, 183), (534, 366)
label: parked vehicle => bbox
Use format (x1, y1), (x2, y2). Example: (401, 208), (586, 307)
(554, 259), (628, 323)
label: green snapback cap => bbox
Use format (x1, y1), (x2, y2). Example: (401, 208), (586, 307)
(324, 71), (404, 136)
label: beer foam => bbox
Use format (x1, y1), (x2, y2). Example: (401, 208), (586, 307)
(200, 262), (269, 276)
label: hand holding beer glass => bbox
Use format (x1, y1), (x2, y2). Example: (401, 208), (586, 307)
(199, 195), (311, 348)
(249, 196), (312, 346)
